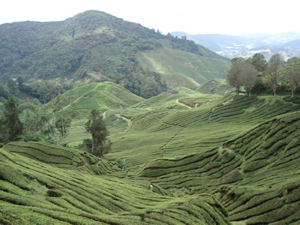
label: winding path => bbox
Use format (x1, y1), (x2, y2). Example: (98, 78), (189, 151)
(115, 114), (132, 132)
(102, 111), (107, 120)
(176, 99), (193, 109)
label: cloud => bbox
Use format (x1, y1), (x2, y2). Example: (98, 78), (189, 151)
(0, 0), (299, 35)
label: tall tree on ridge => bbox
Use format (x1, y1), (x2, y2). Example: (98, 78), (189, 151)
(227, 61), (244, 94)
(243, 62), (258, 96)
(249, 53), (267, 72)
(281, 57), (300, 97)
(2, 98), (23, 142)
(265, 54), (282, 96)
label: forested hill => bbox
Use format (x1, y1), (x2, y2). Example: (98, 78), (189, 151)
(0, 10), (230, 98)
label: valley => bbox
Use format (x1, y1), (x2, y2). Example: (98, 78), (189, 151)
(1, 81), (299, 224)
(0, 9), (299, 225)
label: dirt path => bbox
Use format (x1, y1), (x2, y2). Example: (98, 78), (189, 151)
(102, 111), (107, 120)
(115, 114), (132, 132)
(176, 99), (193, 109)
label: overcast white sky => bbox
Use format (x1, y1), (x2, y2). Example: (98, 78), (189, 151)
(0, 0), (299, 35)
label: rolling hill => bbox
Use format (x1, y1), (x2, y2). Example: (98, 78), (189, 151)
(0, 83), (300, 224)
(46, 82), (143, 144)
(0, 10), (230, 98)
(49, 82), (143, 119)
(104, 92), (300, 224)
(0, 142), (229, 225)
(139, 111), (300, 224)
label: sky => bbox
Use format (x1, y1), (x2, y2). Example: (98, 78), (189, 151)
(0, 0), (300, 35)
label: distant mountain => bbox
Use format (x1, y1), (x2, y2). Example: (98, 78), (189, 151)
(0, 11), (230, 98)
(172, 32), (300, 59)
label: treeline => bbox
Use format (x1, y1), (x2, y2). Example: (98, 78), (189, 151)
(0, 97), (72, 145)
(0, 97), (109, 157)
(0, 78), (73, 103)
(227, 53), (300, 96)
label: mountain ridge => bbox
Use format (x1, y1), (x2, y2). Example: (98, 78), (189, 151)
(0, 10), (230, 98)
(172, 31), (300, 59)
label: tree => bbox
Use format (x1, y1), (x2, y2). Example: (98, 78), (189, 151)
(7, 79), (18, 95)
(85, 109), (108, 156)
(227, 61), (244, 94)
(2, 98), (23, 142)
(0, 83), (9, 99)
(17, 77), (25, 91)
(265, 54), (283, 96)
(55, 116), (71, 143)
(249, 53), (267, 72)
(227, 61), (258, 95)
(243, 62), (258, 96)
(280, 57), (300, 97)
(231, 57), (245, 65)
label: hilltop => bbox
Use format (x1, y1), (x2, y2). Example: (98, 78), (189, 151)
(0, 10), (230, 98)
(49, 82), (143, 119)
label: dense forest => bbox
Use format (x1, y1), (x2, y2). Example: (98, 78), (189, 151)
(0, 10), (229, 100)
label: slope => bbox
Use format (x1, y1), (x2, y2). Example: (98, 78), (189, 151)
(0, 142), (229, 225)
(47, 81), (143, 144)
(106, 94), (300, 168)
(50, 82), (143, 119)
(137, 46), (230, 88)
(0, 10), (230, 98)
(139, 111), (300, 224)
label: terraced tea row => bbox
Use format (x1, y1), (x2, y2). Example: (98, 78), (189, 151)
(108, 95), (299, 167)
(0, 143), (229, 225)
(139, 111), (300, 224)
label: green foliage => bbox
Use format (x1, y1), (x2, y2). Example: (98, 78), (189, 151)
(0, 10), (230, 98)
(248, 53), (267, 72)
(196, 80), (232, 95)
(85, 109), (109, 156)
(55, 116), (72, 142)
(7, 79), (18, 95)
(1, 98), (23, 142)
(279, 57), (300, 96)
(117, 159), (127, 170)
(0, 82), (9, 99)
(231, 57), (245, 64)
(265, 53), (283, 96)
(227, 61), (258, 94)
(119, 69), (167, 98)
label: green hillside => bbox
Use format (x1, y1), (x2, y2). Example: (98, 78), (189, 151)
(0, 142), (229, 225)
(103, 92), (300, 224)
(196, 79), (232, 95)
(50, 82), (143, 119)
(0, 85), (300, 224)
(139, 111), (300, 224)
(106, 94), (300, 167)
(0, 10), (230, 98)
(47, 82), (143, 144)
(138, 47), (230, 88)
